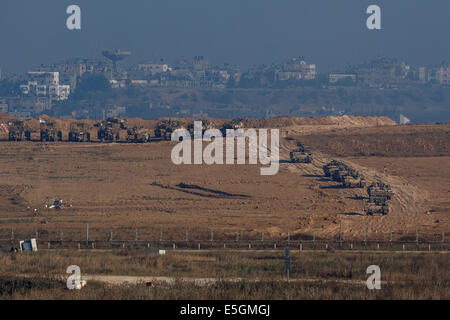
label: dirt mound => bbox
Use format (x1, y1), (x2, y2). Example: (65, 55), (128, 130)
(300, 124), (450, 157)
(216, 116), (395, 129)
(8, 115), (396, 133)
(0, 113), (18, 123)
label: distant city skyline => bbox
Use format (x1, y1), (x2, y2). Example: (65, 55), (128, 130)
(0, 1), (449, 75)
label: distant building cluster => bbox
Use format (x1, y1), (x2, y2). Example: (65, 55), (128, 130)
(0, 51), (448, 118)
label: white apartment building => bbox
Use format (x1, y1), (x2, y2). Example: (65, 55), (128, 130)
(19, 71), (71, 100)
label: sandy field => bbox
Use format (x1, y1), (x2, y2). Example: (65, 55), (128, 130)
(0, 115), (448, 242)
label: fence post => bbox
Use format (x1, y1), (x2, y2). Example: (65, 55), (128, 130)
(160, 229), (163, 248)
(11, 228), (14, 247)
(135, 228), (139, 244)
(110, 228), (113, 242)
(210, 230), (213, 249)
(416, 230), (419, 250)
(364, 231), (367, 249)
(299, 243), (302, 251)
(86, 223), (89, 248)
(389, 230), (393, 248)
(313, 233), (316, 250)
(287, 232), (290, 248)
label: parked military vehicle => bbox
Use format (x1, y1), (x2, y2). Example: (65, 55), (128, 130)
(126, 126), (151, 143)
(187, 120), (217, 137)
(220, 118), (246, 135)
(367, 182), (393, 200)
(95, 117), (128, 142)
(342, 174), (366, 188)
(364, 181), (393, 215)
(68, 122), (91, 142)
(8, 120), (31, 141)
(290, 148), (313, 163)
(323, 160), (346, 177)
(40, 120), (62, 142)
(154, 119), (184, 140)
(365, 202), (389, 216)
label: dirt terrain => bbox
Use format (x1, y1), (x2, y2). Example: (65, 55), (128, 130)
(0, 115), (448, 242)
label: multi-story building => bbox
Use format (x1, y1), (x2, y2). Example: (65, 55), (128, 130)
(138, 63), (169, 74)
(420, 64), (450, 85)
(350, 57), (410, 87)
(276, 58), (316, 81)
(19, 71), (70, 101)
(329, 74), (357, 84)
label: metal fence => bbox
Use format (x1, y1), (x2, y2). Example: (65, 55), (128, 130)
(0, 226), (448, 252)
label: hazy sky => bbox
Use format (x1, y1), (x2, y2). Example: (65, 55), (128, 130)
(0, 0), (449, 74)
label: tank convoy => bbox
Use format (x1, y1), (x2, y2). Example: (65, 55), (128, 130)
(323, 160), (393, 215)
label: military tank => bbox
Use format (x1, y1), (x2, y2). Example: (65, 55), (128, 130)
(290, 149), (313, 163)
(68, 122), (91, 142)
(95, 117), (128, 142)
(8, 120), (31, 141)
(220, 118), (246, 136)
(126, 126), (151, 143)
(40, 120), (62, 142)
(154, 119), (184, 140)
(187, 120), (217, 137)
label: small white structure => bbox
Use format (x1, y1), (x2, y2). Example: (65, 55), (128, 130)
(399, 114), (411, 125)
(19, 238), (38, 252)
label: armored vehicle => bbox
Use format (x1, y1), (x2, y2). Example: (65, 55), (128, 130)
(95, 117), (128, 142)
(342, 175), (366, 188)
(220, 118), (246, 136)
(187, 120), (217, 137)
(126, 126), (151, 143)
(290, 149), (313, 163)
(8, 120), (31, 141)
(154, 119), (184, 140)
(323, 160), (346, 177)
(367, 182), (393, 200)
(68, 122), (91, 142)
(40, 120), (62, 142)
(365, 202), (389, 216)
